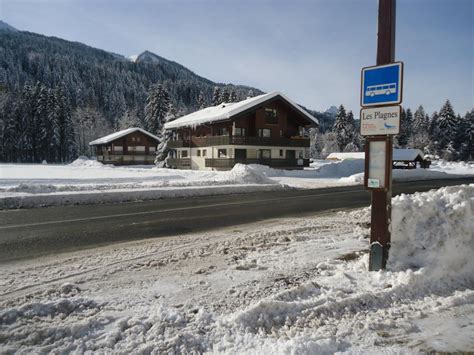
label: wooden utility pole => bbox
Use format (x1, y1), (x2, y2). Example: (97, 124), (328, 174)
(368, 0), (396, 271)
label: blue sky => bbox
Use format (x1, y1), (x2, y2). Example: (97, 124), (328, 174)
(1, 0), (472, 115)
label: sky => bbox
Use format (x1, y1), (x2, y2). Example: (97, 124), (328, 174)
(1, 0), (472, 115)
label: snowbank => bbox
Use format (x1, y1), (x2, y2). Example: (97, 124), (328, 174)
(69, 156), (105, 168)
(222, 164), (279, 185)
(388, 184), (474, 276)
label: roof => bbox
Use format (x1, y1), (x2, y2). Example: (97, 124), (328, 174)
(164, 91), (319, 130)
(393, 148), (424, 161)
(327, 149), (425, 161)
(89, 127), (160, 146)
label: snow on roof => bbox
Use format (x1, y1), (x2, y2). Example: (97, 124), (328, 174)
(164, 91), (319, 130)
(89, 127), (159, 145)
(393, 148), (424, 161)
(327, 149), (425, 161)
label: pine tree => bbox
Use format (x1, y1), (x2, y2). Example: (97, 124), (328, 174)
(409, 105), (429, 150)
(333, 105), (351, 151)
(220, 87), (230, 104)
(397, 108), (412, 147)
(197, 91), (206, 109)
(230, 90), (238, 103)
(144, 84), (170, 135)
(212, 87), (221, 106)
(54, 87), (76, 162)
(155, 106), (177, 167)
(438, 100), (458, 146)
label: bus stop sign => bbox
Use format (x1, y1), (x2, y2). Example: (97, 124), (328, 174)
(361, 62), (403, 107)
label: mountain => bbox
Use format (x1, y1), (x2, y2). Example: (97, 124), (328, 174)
(325, 105), (338, 116)
(0, 20), (17, 32)
(0, 29), (261, 124)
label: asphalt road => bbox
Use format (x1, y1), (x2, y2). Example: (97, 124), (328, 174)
(1, 177), (472, 262)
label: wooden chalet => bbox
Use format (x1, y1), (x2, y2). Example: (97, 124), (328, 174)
(89, 127), (159, 165)
(165, 92), (319, 170)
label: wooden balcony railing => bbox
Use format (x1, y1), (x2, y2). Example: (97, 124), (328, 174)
(167, 136), (310, 148)
(167, 158), (191, 169)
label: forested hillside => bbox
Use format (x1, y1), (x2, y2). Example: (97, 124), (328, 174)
(0, 28), (262, 161)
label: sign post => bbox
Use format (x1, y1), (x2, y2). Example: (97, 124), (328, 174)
(362, 0), (399, 271)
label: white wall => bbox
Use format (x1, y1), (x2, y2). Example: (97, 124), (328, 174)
(176, 146), (307, 170)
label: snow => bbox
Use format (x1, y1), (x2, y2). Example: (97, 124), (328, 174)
(0, 161), (285, 209)
(164, 91), (319, 130)
(88, 127), (159, 145)
(388, 184), (473, 275)
(0, 185), (472, 353)
(0, 159), (472, 208)
(327, 149), (424, 161)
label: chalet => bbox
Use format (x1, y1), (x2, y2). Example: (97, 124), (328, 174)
(165, 92), (319, 170)
(326, 149), (431, 169)
(89, 127), (159, 165)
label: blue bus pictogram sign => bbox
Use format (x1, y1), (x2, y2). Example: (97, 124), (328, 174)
(361, 62), (403, 107)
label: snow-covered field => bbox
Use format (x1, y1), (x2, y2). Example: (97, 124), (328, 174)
(1, 185), (473, 353)
(0, 158), (472, 208)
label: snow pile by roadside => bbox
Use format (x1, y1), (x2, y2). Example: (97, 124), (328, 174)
(69, 156), (105, 168)
(249, 159), (365, 179)
(388, 184), (474, 276)
(431, 160), (474, 174)
(341, 163), (472, 185)
(222, 163), (280, 185)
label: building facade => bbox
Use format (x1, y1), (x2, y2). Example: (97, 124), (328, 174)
(89, 127), (159, 165)
(165, 92), (318, 170)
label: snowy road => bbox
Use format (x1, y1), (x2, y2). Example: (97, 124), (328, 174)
(0, 184), (472, 353)
(1, 177), (472, 262)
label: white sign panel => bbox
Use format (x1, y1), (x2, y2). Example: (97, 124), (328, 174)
(360, 106), (401, 136)
(368, 141), (386, 189)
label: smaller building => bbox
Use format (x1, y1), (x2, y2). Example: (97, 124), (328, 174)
(89, 127), (159, 165)
(326, 149), (431, 169)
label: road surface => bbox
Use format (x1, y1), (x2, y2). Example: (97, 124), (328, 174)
(0, 178), (472, 262)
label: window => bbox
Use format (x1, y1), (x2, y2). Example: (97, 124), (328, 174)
(131, 137), (136, 142)
(265, 108), (278, 124)
(136, 146), (145, 152)
(218, 127), (228, 136)
(218, 149), (227, 158)
(258, 149), (271, 159)
(298, 150), (304, 159)
(202, 149), (207, 157)
(197, 150), (201, 157)
(137, 137), (141, 142)
(280, 130), (283, 137)
(181, 150), (188, 158)
(234, 127), (246, 136)
(279, 149), (284, 157)
(114, 146), (123, 152)
(258, 128), (271, 138)
(149, 146), (156, 152)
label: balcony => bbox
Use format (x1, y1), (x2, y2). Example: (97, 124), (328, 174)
(167, 158), (191, 169)
(168, 136), (310, 148)
(205, 158), (310, 170)
(97, 154), (155, 165)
